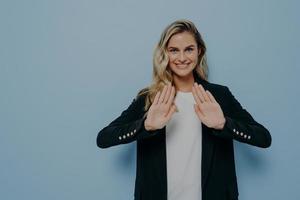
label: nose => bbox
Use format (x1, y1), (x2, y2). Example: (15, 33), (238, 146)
(178, 52), (187, 63)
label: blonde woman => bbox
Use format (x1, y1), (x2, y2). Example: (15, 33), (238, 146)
(97, 19), (271, 200)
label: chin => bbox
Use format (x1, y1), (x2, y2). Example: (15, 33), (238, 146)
(172, 69), (194, 78)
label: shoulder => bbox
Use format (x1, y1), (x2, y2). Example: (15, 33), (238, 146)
(135, 87), (149, 100)
(204, 81), (235, 106)
(205, 81), (230, 94)
(128, 87), (149, 109)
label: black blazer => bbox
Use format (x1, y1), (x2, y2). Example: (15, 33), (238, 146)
(97, 72), (272, 200)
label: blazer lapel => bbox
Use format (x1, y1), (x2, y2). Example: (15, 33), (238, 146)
(193, 71), (216, 190)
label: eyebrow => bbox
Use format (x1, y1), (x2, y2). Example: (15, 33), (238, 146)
(168, 44), (196, 49)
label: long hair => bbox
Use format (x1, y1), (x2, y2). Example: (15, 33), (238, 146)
(138, 19), (208, 111)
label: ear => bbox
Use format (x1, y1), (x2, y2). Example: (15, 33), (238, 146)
(198, 48), (201, 56)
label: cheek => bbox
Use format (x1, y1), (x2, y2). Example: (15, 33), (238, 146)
(168, 54), (176, 62)
(189, 53), (198, 62)
(168, 58), (177, 70)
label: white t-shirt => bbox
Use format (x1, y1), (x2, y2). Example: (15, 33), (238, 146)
(166, 91), (202, 200)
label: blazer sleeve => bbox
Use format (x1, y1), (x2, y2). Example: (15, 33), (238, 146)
(96, 95), (162, 149)
(211, 86), (272, 148)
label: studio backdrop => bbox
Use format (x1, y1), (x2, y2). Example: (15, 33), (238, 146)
(1, 0), (299, 199)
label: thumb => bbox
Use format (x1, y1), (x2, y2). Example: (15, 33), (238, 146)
(194, 104), (199, 112)
(194, 104), (204, 119)
(165, 104), (177, 121)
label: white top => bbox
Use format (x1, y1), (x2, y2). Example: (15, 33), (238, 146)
(166, 91), (202, 200)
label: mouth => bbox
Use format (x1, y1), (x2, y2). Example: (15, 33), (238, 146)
(176, 64), (190, 69)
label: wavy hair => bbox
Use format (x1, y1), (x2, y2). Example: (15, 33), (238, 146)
(138, 19), (208, 111)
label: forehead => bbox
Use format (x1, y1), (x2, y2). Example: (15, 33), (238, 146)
(167, 32), (196, 47)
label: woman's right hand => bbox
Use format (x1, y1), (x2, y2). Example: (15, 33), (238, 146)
(144, 83), (177, 131)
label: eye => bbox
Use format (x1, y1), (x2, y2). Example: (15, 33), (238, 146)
(169, 49), (178, 53)
(186, 48), (194, 52)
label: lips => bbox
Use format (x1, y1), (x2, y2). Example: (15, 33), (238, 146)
(176, 64), (190, 69)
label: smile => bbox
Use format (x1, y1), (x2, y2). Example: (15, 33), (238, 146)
(176, 64), (190, 69)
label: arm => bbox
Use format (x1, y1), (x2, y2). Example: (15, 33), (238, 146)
(211, 87), (272, 148)
(96, 95), (161, 149)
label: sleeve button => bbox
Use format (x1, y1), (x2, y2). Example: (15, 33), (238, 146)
(118, 136), (122, 140)
(123, 135), (126, 139)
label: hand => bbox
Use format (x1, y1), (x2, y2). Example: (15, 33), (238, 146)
(144, 83), (177, 131)
(192, 83), (226, 130)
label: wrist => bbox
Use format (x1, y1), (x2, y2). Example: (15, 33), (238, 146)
(215, 117), (226, 130)
(144, 119), (154, 131)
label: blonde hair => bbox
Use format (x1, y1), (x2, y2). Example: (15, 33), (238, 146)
(138, 19), (208, 111)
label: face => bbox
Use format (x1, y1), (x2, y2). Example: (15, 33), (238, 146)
(167, 31), (200, 79)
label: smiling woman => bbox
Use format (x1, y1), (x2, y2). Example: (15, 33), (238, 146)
(96, 19), (272, 200)
(167, 32), (201, 91)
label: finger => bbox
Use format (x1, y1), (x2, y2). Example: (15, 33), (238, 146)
(166, 86), (175, 107)
(163, 83), (171, 104)
(158, 85), (168, 103)
(206, 90), (217, 103)
(193, 83), (205, 103)
(153, 91), (161, 105)
(165, 104), (177, 120)
(198, 84), (210, 102)
(194, 104), (204, 119)
(192, 85), (202, 105)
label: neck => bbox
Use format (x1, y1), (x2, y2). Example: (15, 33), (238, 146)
(173, 73), (195, 92)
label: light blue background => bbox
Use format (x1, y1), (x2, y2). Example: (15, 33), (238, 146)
(1, 0), (299, 199)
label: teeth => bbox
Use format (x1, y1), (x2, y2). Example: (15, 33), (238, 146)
(177, 64), (188, 68)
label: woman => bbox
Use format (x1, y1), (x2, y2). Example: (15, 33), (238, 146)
(97, 19), (271, 200)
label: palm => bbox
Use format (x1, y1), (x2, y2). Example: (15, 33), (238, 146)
(192, 83), (225, 129)
(147, 103), (171, 129)
(196, 101), (224, 128)
(145, 84), (177, 130)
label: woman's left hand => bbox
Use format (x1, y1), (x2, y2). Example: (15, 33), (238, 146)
(192, 83), (226, 130)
